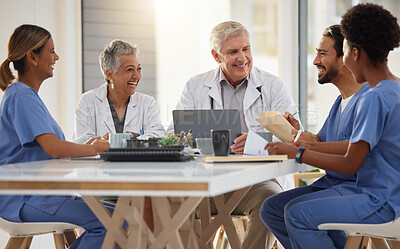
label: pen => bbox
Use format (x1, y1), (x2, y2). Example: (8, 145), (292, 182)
(293, 129), (302, 142)
(290, 111), (299, 117)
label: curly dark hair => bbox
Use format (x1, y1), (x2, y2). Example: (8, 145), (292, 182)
(341, 3), (400, 64)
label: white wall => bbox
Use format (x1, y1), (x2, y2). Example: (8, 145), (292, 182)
(154, 0), (300, 127)
(0, 0), (81, 247)
(0, 0), (82, 140)
(155, 0), (231, 127)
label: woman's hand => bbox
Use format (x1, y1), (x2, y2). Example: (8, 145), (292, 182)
(266, 142), (298, 159)
(102, 133), (110, 141)
(91, 138), (110, 154)
(85, 136), (101, 145)
(289, 140), (312, 149)
(126, 131), (140, 138)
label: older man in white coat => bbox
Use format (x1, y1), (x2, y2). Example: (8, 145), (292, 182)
(172, 21), (301, 249)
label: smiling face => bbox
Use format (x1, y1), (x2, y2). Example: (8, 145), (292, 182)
(212, 33), (252, 87)
(36, 38), (59, 80)
(108, 54), (142, 97)
(313, 36), (341, 84)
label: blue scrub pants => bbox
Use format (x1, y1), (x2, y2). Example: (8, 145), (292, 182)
(19, 196), (116, 249)
(260, 186), (395, 249)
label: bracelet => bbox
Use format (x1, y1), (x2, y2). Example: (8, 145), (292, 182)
(295, 147), (306, 164)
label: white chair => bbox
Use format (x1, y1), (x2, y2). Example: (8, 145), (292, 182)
(318, 218), (400, 249)
(0, 217), (81, 249)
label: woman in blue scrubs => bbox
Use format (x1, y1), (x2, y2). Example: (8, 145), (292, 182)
(264, 3), (400, 249)
(0, 24), (112, 249)
(260, 24), (369, 249)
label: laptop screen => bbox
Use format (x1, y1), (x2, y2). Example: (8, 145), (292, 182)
(172, 109), (242, 148)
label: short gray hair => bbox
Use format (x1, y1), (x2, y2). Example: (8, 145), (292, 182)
(210, 21), (250, 53)
(99, 39), (140, 81)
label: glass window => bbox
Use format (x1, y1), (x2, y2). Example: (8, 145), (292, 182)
(306, 0), (400, 133)
(82, 0), (295, 127)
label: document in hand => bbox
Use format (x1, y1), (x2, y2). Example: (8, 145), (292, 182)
(255, 111), (296, 142)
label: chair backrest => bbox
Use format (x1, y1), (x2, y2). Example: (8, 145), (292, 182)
(0, 217), (81, 237)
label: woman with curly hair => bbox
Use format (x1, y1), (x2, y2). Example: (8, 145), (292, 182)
(263, 3), (400, 249)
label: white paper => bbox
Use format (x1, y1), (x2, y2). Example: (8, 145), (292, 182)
(244, 130), (269, 156)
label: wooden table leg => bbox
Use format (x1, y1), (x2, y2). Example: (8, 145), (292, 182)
(198, 197), (213, 249)
(197, 186), (251, 249)
(83, 195), (202, 249)
(82, 196), (129, 249)
(124, 197), (155, 249)
(169, 197), (199, 249)
(149, 196), (203, 249)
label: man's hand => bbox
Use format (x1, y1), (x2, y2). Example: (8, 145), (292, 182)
(230, 132), (248, 154)
(284, 111), (300, 130)
(265, 141), (298, 159)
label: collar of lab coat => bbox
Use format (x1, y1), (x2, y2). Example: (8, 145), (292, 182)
(203, 66), (263, 112)
(94, 83), (139, 133)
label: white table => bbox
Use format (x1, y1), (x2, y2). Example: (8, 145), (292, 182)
(0, 157), (309, 249)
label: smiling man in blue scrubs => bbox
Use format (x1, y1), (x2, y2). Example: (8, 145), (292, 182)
(259, 24), (369, 249)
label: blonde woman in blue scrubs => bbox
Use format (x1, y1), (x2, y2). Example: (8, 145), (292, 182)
(265, 3), (400, 249)
(0, 24), (113, 249)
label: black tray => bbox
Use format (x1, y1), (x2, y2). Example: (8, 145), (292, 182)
(100, 146), (192, 162)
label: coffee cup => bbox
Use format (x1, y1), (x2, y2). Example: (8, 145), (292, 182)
(211, 129), (230, 156)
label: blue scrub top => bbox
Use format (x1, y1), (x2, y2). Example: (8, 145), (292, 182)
(0, 82), (70, 222)
(0, 82), (65, 165)
(349, 80), (400, 219)
(312, 83), (370, 193)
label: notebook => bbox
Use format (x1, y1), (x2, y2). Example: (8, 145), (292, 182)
(172, 109), (242, 148)
(256, 111), (296, 142)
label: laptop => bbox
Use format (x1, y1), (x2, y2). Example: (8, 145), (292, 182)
(172, 109), (242, 148)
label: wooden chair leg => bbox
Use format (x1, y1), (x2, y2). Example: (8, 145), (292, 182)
(275, 240), (284, 249)
(233, 219), (246, 243)
(215, 226), (225, 249)
(53, 233), (66, 249)
(344, 235), (363, 249)
(392, 240), (400, 249)
(5, 237), (26, 249)
(63, 231), (76, 247)
(361, 236), (371, 249)
(370, 238), (390, 249)
(19, 237), (33, 249)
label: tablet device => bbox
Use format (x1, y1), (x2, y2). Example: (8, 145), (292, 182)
(172, 109), (242, 148)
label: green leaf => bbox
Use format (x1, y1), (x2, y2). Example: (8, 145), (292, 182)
(157, 135), (178, 145)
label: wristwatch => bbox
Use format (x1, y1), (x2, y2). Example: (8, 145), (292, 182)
(295, 147), (306, 164)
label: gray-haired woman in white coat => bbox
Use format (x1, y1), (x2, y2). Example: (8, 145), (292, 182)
(73, 40), (165, 144)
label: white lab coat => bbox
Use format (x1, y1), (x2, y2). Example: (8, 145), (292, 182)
(73, 83), (165, 144)
(171, 66), (300, 190)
